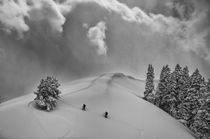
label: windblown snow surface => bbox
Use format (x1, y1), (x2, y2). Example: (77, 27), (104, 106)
(0, 73), (196, 139)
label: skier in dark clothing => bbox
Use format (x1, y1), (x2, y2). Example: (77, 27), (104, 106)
(104, 111), (109, 118)
(82, 104), (86, 111)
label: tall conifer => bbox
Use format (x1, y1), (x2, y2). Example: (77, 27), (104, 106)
(144, 64), (155, 103)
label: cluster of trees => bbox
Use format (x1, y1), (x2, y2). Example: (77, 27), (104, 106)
(144, 64), (210, 139)
(34, 76), (61, 111)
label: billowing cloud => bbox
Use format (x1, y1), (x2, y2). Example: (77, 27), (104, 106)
(168, 0), (210, 61)
(29, 0), (66, 33)
(87, 21), (107, 55)
(0, 0), (29, 38)
(0, 0), (66, 37)
(1, 0), (209, 60)
(61, 0), (175, 32)
(0, 0), (210, 101)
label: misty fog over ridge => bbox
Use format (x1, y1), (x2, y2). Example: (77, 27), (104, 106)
(0, 0), (210, 101)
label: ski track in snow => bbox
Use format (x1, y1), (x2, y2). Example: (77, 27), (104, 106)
(28, 102), (50, 139)
(0, 73), (195, 139)
(28, 102), (74, 139)
(63, 73), (109, 96)
(59, 128), (72, 139)
(57, 74), (144, 139)
(58, 99), (142, 139)
(25, 74), (109, 139)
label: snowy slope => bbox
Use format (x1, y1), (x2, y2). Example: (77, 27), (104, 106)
(0, 73), (195, 139)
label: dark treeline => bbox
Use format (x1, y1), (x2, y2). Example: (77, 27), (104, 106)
(144, 64), (210, 139)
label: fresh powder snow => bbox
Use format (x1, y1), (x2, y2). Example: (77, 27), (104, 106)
(0, 73), (196, 139)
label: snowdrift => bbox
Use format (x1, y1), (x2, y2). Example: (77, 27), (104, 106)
(0, 73), (195, 139)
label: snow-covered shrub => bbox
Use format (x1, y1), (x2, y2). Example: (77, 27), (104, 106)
(34, 76), (61, 111)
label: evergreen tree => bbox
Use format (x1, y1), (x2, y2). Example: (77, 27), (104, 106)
(34, 76), (61, 111)
(150, 65), (210, 138)
(144, 64), (155, 103)
(183, 69), (205, 126)
(190, 93), (210, 139)
(155, 65), (171, 108)
(207, 79), (210, 93)
(166, 64), (183, 117)
(180, 66), (190, 95)
(173, 64), (182, 80)
(177, 66), (190, 121)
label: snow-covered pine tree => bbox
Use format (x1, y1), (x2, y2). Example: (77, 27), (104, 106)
(177, 66), (191, 122)
(155, 65), (171, 108)
(183, 69), (205, 126)
(173, 64), (182, 80)
(207, 79), (210, 93)
(190, 91), (210, 139)
(166, 64), (183, 118)
(180, 66), (190, 97)
(144, 64), (155, 103)
(153, 65), (210, 138)
(34, 76), (61, 111)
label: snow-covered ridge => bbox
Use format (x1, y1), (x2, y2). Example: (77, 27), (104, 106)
(0, 73), (195, 139)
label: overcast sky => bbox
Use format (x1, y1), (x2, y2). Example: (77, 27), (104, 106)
(0, 0), (210, 100)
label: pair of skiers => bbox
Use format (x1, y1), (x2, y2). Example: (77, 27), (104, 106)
(82, 104), (109, 118)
